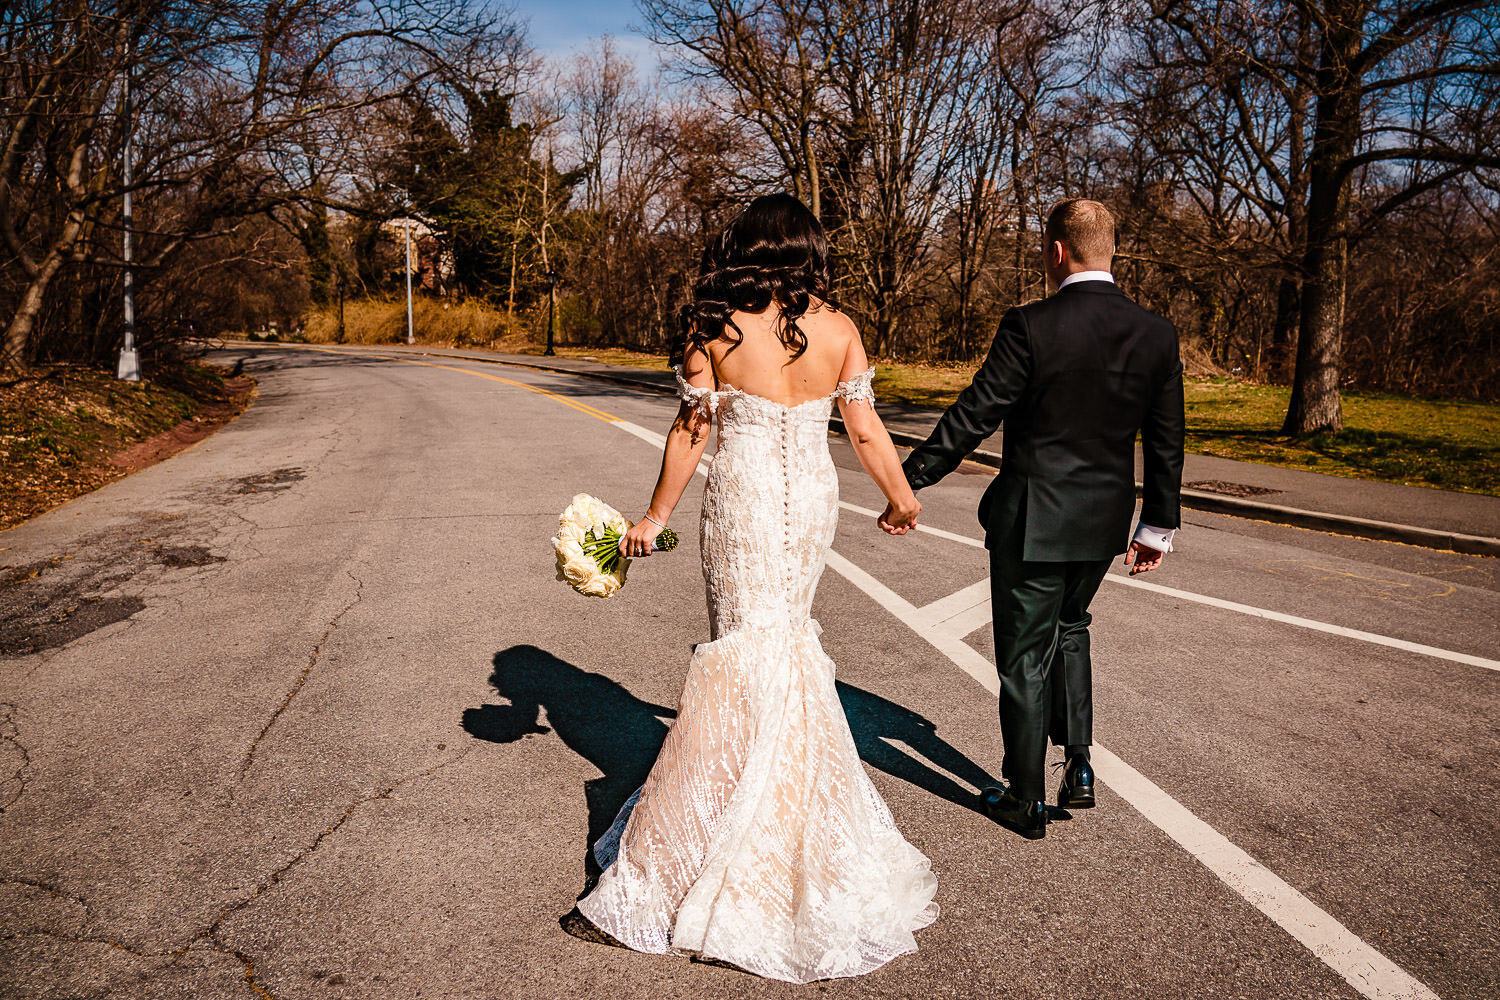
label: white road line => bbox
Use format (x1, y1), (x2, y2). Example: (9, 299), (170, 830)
(826, 552), (1441, 1000)
(611, 421), (711, 478)
(913, 579), (990, 629)
(823, 551), (1000, 694)
(839, 501), (1498, 673)
(592, 412), (1444, 1000)
(611, 421), (666, 450)
(1092, 745), (1440, 1000)
(1110, 574), (1500, 672)
(942, 600), (998, 640)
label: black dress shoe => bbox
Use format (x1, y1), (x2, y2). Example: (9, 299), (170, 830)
(1057, 755), (1095, 809)
(978, 785), (1047, 840)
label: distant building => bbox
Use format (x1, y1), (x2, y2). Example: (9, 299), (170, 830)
(379, 215), (456, 294)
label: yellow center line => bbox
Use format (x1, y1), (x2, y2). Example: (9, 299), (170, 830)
(300, 345), (622, 423)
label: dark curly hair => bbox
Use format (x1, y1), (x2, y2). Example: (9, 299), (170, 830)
(678, 193), (831, 362)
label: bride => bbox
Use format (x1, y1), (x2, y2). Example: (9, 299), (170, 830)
(569, 193), (938, 982)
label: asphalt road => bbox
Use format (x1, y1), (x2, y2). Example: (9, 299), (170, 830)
(1, 345), (1496, 1000)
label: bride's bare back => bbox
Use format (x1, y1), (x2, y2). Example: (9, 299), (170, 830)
(699, 300), (862, 405)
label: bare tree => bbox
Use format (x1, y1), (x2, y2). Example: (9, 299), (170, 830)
(641, 0), (835, 217)
(0, 0), (524, 373)
(1139, 0), (1500, 433)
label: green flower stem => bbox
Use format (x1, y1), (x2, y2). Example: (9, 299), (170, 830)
(581, 526), (624, 575)
(581, 523), (677, 575)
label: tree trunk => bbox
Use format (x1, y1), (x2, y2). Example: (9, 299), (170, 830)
(803, 129), (821, 220)
(874, 308), (897, 358)
(299, 202), (334, 306)
(2, 251), (70, 372)
(1272, 24), (1311, 384)
(507, 173), (530, 323)
(1285, 231), (1348, 434)
(2, 198), (91, 373)
(1282, 2), (1363, 437)
(1269, 274), (1300, 379)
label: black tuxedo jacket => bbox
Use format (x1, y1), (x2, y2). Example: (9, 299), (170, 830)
(903, 280), (1185, 561)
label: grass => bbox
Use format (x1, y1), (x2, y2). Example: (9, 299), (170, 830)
(293, 296), (1500, 497)
(865, 362), (996, 409)
(1180, 378), (1499, 495)
(304, 297), (520, 348)
(0, 361), (253, 530)
(868, 367), (1500, 495)
(296, 296), (684, 372)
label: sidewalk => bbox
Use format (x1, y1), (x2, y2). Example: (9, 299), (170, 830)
(227, 341), (1500, 555)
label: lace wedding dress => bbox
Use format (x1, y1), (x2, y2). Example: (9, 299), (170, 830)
(577, 368), (939, 983)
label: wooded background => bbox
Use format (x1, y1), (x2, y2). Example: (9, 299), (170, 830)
(4, 0), (1497, 433)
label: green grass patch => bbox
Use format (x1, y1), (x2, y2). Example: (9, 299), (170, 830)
(868, 363), (985, 410)
(1180, 378), (1498, 495)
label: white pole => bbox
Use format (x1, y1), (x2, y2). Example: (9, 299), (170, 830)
(117, 39), (140, 382)
(404, 220), (414, 345)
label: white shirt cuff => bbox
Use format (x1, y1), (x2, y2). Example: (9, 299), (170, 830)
(1132, 523), (1176, 553)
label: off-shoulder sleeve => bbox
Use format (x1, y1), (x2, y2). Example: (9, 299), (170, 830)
(673, 365), (717, 416)
(833, 367), (876, 406)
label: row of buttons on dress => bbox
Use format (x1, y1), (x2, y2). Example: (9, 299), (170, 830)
(781, 407), (795, 621)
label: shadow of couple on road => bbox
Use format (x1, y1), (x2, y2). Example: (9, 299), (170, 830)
(460, 644), (998, 881)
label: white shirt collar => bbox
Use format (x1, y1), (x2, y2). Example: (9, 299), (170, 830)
(1059, 270), (1115, 289)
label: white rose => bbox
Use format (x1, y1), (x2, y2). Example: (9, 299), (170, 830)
(552, 494), (630, 598)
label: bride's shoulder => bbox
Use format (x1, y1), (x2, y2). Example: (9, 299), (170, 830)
(806, 294), (842, 316)
(803, 298), (858, 339)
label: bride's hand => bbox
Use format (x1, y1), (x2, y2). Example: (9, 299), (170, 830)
(879, 499), (920, 535)
(618, 518), (659, 558)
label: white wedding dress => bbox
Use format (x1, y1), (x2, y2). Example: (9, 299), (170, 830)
(577, 368), (939, 983)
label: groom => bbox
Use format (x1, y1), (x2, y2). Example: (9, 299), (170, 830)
(885, 199), (1184, 840)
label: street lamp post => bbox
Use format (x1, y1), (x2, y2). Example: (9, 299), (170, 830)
(117, 40), (141, 382)
(336, 269), (346, 344)
(544, 269), (560, 356)
(403, 218), (415, 345)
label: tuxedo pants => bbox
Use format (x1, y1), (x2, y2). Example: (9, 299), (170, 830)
(988, 541), (1111, 802)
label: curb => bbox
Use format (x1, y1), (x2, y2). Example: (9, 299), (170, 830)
(228, 341), (1500, 558)
(1165, 492), (1500, 557)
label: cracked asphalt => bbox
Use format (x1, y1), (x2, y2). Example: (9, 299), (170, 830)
(1, 346), (1496, 1000)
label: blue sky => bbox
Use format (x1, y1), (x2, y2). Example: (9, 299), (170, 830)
(511, 0), (652, 59)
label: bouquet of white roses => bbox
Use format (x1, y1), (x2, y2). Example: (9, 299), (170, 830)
(552, 493), (678, 598)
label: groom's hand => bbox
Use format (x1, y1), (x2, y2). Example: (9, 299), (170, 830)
(1124, 541), (1165, 575)
(879, 500), (920, 535)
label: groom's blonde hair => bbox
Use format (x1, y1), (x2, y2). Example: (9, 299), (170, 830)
(1045, 199), (1115, 268)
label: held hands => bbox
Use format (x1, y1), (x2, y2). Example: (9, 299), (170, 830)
(1123, 541), (1165, 575)
(878, 499), (921, 535)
